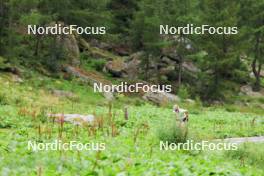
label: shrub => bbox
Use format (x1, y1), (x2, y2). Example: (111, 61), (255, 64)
(81, 55), (107, 72)
(157, 118), (188, 144)
(91, 59), (106, 71)
(226, 143), (264, 168)
(0, 56), (9, 69)
(177, 86), (190, 99)
(0, 93), (8, 105)
(258, 97), (264, 104)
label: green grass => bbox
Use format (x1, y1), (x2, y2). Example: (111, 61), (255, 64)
(0, 73), (264, 175)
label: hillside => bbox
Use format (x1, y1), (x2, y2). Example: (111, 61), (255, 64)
(0, 0), (264, 175)
(0, 64), (264, 175)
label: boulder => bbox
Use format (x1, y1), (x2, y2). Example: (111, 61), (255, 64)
(104, 51), (143, 78)
(0, 57), (22, 75)
(103, 91), (114, 101)
(104, 59), (126, 77)
(112, 45), (130, 56)
(143, 91), (180, 105)
(123, 57), (141, 79)
(47, 113), (94, 125)
(161, 56), (177, 65)
(185, 99), (195, 104)
(130, 51), (144, 61)
(159, 66), (175, 75)
(11, 74), (23, 83)
(240, 85), (264, 97)
(161, 44), (179, 62)
(56, 33), (80, 66)
(182, 61), (200, 73)
(89, 39), (111, 50)
(51, 89), (77, 99)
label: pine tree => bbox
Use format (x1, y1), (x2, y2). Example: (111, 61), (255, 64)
(197, 0), (242, 100)
(0, 0), (8, 55)
(240, 0), (264, 91)
(108, 0), (138, 41)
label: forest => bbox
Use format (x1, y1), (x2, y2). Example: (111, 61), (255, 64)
(0, 0), (264, 175)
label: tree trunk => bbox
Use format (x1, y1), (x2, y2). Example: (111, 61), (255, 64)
(34, 34), (41, 56)
(252, 33), (262, 91)
(178, 56), (182, 87)
(145, 54), (151, 80)
(252, 57), (262, 91)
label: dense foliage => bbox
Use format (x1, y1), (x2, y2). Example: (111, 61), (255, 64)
(0, 0), (263, 100)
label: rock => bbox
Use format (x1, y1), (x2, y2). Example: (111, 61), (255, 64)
(104, 52), (143, 79)
(104, 59), (126, 77)
(161, 56), (177, 65)
(48, 113), (94, 125)
(143, 91), (180, 105)
(159, 66), (175, 75)
(51, 89), (77, 99)
(161, 35), (193, 61)
(78, 37), (123, 60)
(249, 72), (255, 79)
(161, 45), (179, 62)
(11, 74), (23, 83)
(130, 51), (144, 61)
(185, 99), (195, 104)
(56, 32), (80, 66)
(250, 71), (264, 78)
(212, 100), (223, 105)
(240, 85), (263, 97)
(103, 91), (114, 101)
(0, 58), (22, 78)
(112, 45), (130, 56)
(123, 57), (141, 79)
(90, 39), (111, 50)
(258, 104), (264, 110)
(182, 61), (200, 73)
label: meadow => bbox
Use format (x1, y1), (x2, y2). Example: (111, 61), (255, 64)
(0, 72), (264, 175)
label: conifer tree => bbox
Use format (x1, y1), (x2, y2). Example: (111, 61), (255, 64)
(108, 0), (138, 42)
(240, 0), (264, 91)
(197, 0), (242, 99)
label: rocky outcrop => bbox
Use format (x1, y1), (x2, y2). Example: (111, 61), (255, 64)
(77, 37), (123, 61)
(104, 52), (143, 79)
(124, 57), (141, 79)
(56, 33), (80, 66)
(104, 59), (126, 77)
(182, 61), (200, 73)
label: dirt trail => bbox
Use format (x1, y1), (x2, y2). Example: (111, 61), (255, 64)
(214, 136), (264, 144)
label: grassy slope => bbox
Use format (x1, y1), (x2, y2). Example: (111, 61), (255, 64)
(0, 72), (264, 175)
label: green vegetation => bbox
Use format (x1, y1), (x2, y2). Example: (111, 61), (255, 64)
(0, 73), (263, 175)
(0, 0), (263, 175)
